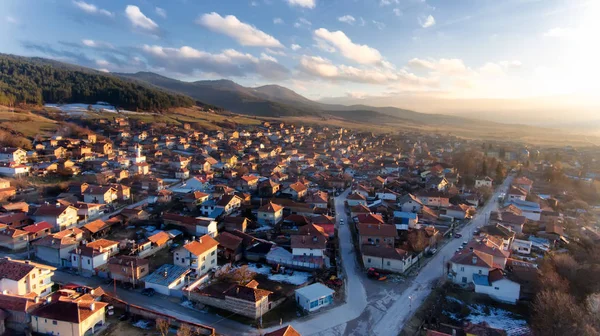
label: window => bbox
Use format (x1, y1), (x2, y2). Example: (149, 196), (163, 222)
(386, 261), (391, 266)
(87, 259), (91, 265)
(201, 265), (205, 270)
(478, 270), (482, 275)
(176, 257), (179, 261)
(494, 287), (500, 290)
(52, 321), (57, 325)
(32, 273), (36, 279)
(367, 258), (371, 263)
(460, 267), (464, 272)
(211, 251), (215, 256)
(462, 277), (467, 283)
(33, 284), (36, 289)
(202, 256), (206, 261)
(140, 267), (146, 273)
(211, 259), (215, 264)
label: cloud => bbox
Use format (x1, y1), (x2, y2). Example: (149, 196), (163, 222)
(409, 58), (467, 74)
(265, 48), (287, 56)
(291, 44), (301, 51)
(96, 59), (110, 67)
(82, 39), (114, 49)
(286, 0), (316, 9)
(372, 20), (385, 30)
(155, 7), (167, 19)
(294, 18), (312, 28)
(273, 17), (284, 24)
(543, 27), (577, 38)
(419, 15), (435, 28)
(72, 1), (114, 18)
(141, 44), (289, 79)
(6, 16), (18, 24)
(338, 15), (355, 25)
(299, 55), (438, 87)
(380, 0), (399, 6)
(393, 8), (402, 17)
(260, 53), (278, 63)
(499, 60), (522, 69)
(197, 12), (283, 48)
(125, 5), (158, 31)
(313, 28), (383, 65)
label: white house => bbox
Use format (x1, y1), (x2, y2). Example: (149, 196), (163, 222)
(142, 264), (190, 296)
(174, 236), (219, 277)
(0, 147), (27, 164)
(0, 257), (56, 297)
(505, 199), (541, 221)
(392, 211), (419, 231)
(295, 283), (335, 312)
(361, 245), (415, 274)
(346, 193), (367, 207)
(511, 239), (533, 255)
(474, 269), (521, 304)
(398, 194), (423, 213)
(475, 176), (493, 188)
(257, 202), (284, 226)
(70, 246), (110, 272)
(33, 204), (79, 232)
(195, 217), (218, 238)
(449, 250), (493, 285)
(0, 162), (30, 177)
(507, 186), (527, 202)
(184, 176), (211, 191)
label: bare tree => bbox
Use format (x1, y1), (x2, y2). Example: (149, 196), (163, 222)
(532, 290), (597, 336)
(177, 324), (193, 336)
(156, 318), (170, 336)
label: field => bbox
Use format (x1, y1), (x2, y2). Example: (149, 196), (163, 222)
(0, 106), (58, 137)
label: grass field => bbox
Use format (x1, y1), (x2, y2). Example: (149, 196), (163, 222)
(0, 106), (59, 137)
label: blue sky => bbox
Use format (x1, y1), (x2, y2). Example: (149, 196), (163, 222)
(1, 0), (598, 103)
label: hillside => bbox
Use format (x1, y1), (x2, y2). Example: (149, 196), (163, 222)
(0, 54), (196, 111)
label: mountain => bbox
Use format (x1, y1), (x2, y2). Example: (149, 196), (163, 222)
(0, 54), (196, 111)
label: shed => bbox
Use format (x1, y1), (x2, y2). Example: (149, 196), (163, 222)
(142, 264), (190, 296)
(294, 283), (335, 312)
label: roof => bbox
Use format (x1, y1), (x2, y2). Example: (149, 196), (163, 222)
(450, 250), (494, 268)
(513, 176), (533, 186)
(107, 255), (149, 268)
(83, 219), (108, 234)
(32, 299), (108, 324)
(480, 224), (515, 239)
(0, 293), (41, 312)
(358, 223), (397, 238)
(83, 186), (115, 195)
(182, 236), (219, 256)
(361, 245), (409, 261)
(22, 221), (52, 233)
(347, 193), (366, 201)
(34, 204), (76, 217)
(216, 231), (243, 251)
(0, 257), (55, 281)
(86, 238), (118, 250)
(465, 240), (510, 259)
(223, 283), (272, 302)
(295, 283), (335, 300)
(265, 325), (302, 336)
(259, 202), (284, 213)
(148, 231), (170, 246)
(291, 234), (327, 250)
(355, 213), (385, 225)
(287, 182), (307, 193)
(508, 186), (527, 196)
(143, 264), (190, 286)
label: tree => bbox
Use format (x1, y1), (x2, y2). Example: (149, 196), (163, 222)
(482, 160), (488, 176)
(531, 290), (595, 336)
(156, 318), (170, 336)
(177, 324), (193, 336)
(495, 162), (505, 180)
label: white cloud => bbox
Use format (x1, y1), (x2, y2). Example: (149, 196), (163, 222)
(291, 44), (301, 51)
(338, 15), (355, 25)
(72, 1), (114, 18)
(82, 39), (114, 49)
(358, 17), (366, 26)
(409, 58), (468, 75)
(266, 48), (287, 56)
(141, 44), (289, 79)
(96, 59), (110, 67)
(155, 7), (167, 18)
(419, 15), (436, 28)
(286, 0), (316, 9)
(273, 18), (284, 24)
(6, 16), (17, 24)
(479, 62), (504, 76)
(294, 17), (312, 28)
(98, 68), (110, 73)
(372, 20), (385, 30)
(125, 5), (159, 31)
(313, 28), (383, 65)
(260, 53), (278, 63)
(499, 60), (522, 69)
(408, 58), (436, 70)
(197, 12), (283, 48)
(393, 8), (402, 17)
(299, 55), (437, 87)
(543, 27), (577, 38)
(380, 0), (399, 6)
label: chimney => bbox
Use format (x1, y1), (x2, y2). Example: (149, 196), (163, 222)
(56, 203), (60, 208)
(34, 296), (39, 303)
(472, 257), (477, 264)
(469, 247), (473, 252)
(163, 269), (168, 278)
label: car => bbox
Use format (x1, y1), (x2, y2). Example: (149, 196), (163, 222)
(121, 282), (133, 290)
(430, 248), (437, 255)
(141, 288), (155, 297)
(454, 233), (462, 238)
(462, 241), (468, 246)
(340, 218), (344, 222)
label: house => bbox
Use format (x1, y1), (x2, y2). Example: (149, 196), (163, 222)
(184, 176), (211, 191)
(82, 219), (111, 239)
(33, 204), (79, 232)
(0, 162), (30, 177)
(107, 256), (149, 287)
(31, 297), (108, 336)
(291, 230), (328, 269)
(190, 280), (272, 319)
(511, 239), (533, 255)
(490, 210), (527, 234)
(479, 224), (516, 251)
(259, 179), (280, 197)
(0, 147), (27, 164)
(416, 191), (450, 208)
(474, 268), (521, 304)
(22, 221), (53, 242)
(0, 292), (43, 333)
(265, 325), (302, 336)
(449, 250), (494, 285)
(283, 182), (308, 200)
(464, 240), (509, 269)
(0, 226), (29, 250)
(504, 199), (541, 221)
(398, 194), (423, 213)
(142, 264), (190, 296)
(174, 236), (219, 277)
(346, 193), (367, 207)
(513, 176), (533, 193)
(85, 239), (119, 257)
(257, 202), (284, 226)
(506, 186), (527, 202)
(70, 245), (110, 273)
(216, 232), (244, 262)
(33, 228), (83, 267)
(0, 212), (31, 228)
(295, 283), (335, 312)
(358, 223), (397, 248)
(83, 186), (117, 204)
(163, 213), (218, 237)
(74, 203), (103, 221)
(306, 191), (329, 209)
(445, 204), (474, 220)
(221, 216), (249, 233)
(361, 245), (414, 274)
(392, 211), (418, 230)
(0, 257), (55, 297)
(475, 176), (493, 189)
(238, 175), (259, 191)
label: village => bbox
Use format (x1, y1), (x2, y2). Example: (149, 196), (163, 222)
(0, 114), (598, 336)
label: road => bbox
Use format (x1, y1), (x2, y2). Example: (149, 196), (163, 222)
(371, 175), (514, 336)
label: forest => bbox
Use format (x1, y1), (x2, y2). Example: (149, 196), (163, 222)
(0, 54), (196, 111)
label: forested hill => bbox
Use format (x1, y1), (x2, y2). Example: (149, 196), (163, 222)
(0, 54), (196, 111)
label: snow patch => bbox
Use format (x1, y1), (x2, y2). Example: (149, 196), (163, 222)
(466, 304), (529, 334)
(246, 263), (311, 285)
(132, 320), (151, 329)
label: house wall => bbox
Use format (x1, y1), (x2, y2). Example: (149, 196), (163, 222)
(359, 235), (395, 247)
(400, 202), (422, 213)
(451, 263), (490, 284)
(196, 222), (218, 238)
(257, 210), (283, 226)
(362, 254), (413, 273)
(475, 279), (520, 304)
(445, 209), (467, 220)
(144, 276), (187, 296)
(174, 247), (218, 276)
(0, 234), (28, 250)
(35, 245), (63, 266)
(475, 180), (492, 188)
(292, 247), (324, 257)
(295, 292), (333, 312)
(32, 307), (105, 336)
(511, 239), (532, 255)
(188, 292), (269, 319)
(346, 199), (367, 207)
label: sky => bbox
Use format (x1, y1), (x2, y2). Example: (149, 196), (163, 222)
(1, 0), (599, 109)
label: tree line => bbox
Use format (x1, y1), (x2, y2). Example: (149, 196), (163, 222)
(0, 54), (196, 111)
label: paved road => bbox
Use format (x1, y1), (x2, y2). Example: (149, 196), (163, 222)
(371, 176), (514, 335)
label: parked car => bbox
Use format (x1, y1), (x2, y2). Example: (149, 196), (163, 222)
(141, 288), (155, 297)
(121, 282), (133, 290)
(454, 233), (462, 238)
(430, 248), (437, 255)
